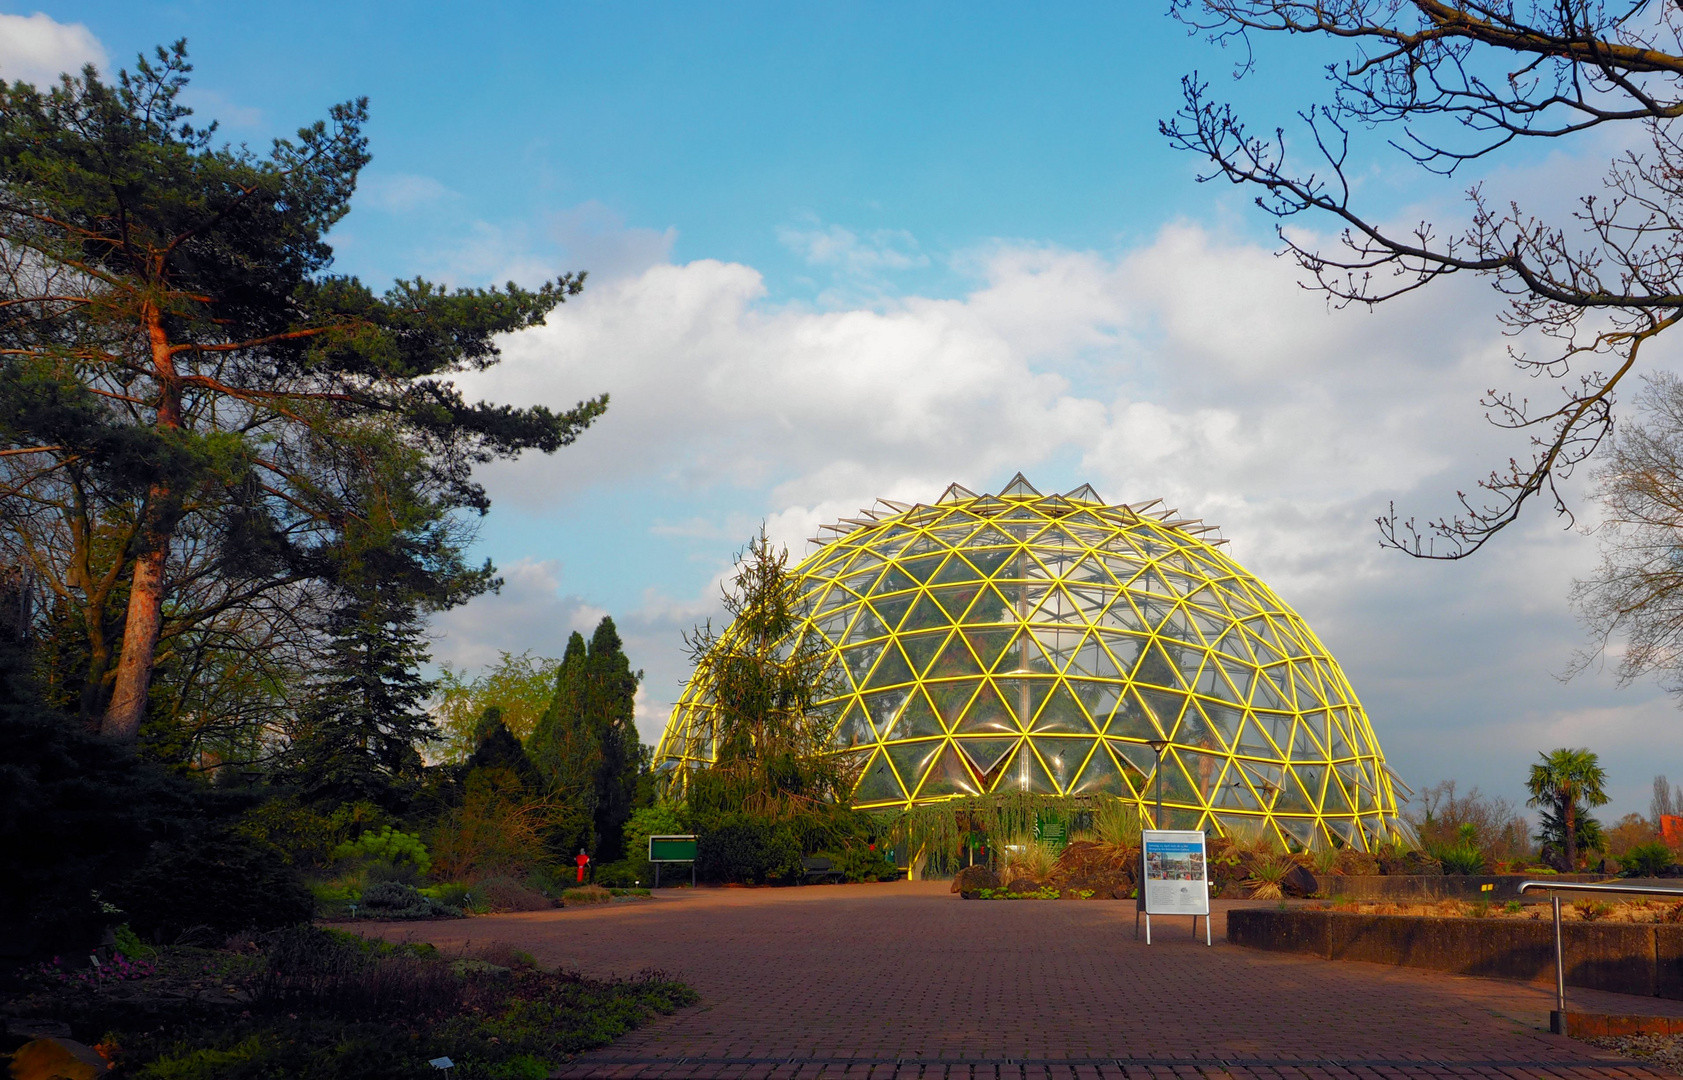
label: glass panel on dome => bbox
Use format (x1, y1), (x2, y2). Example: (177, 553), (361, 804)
(875, 566), (918, 596)
(882, 689), (944, 741)
(844, 641), (886, 686)
(1037, 738), (1085, 791)
(1032, 585), (1080, 624)
(995, 743), (1057, 794)
(1322, 776), (1353, 814)
(899, 592), (947, 634)
(1276, 817), (1317, 850)
(1295, 764), (1328, 805)
(852, 750), (905, 803)
(1173, 705), (1222, 752)
(1134, 641), (1183, 690)
(1211, 767), (1262, 810)
(1069, 679), (1122, 727)
(1252, 672), (1290, 711)
(993, 630), (1053, 676)
(1211, 813), (1266, 845)
(1201, 702), (1244, 750)
(861, 688), (912, 736)
(1029, 682), (1090, 734)
(1063, 556), (1112, 585)
(831, 700), (876, 749)
(1152, 751), (1201, 807)
(866, 643), (916, 689)
(916, 742), (982, 798)
(1096, 593), (1143, 631)
(1275, 773), (1315, 815)
(1134, 567), (1172, 597)
(1191, 656), (1232, 699)
(899, 553), (946, 584)
(953, 681), (1017, 735)
(1179, 750), (1223, 802)
(931, 555), (983, 587)
(929, 583), (983, 621)
(961, 584), (1014, 624)
(956, 736), (1019, 779)
(960, 626), (1014, 671)
(872, 592), (915, 631)
(1065, 585), (1109, 620)
(843, 606), (888, 645)
(926, 679), (979, 726)
(1292, 663), (1326, 706)
(1212, 628), (1254, 662)
(902, 630), (950, 678)
(885, 739), (942, 791)
(1156, 605), (1194, 643)
(813, 609), (852, 645)
(1106, 691), (1161, 740)
(1039, 627), (1083, 671)
(1288, 719), (1326, 760)
(1096, 631), (1145, 674)
(1000, 474), (1042, 497)
(966, 544), (1015, 577)
(1071, 744), (1131, 796)
(1239, 760), (1285, 805)
(1065, 634), (1106, 679)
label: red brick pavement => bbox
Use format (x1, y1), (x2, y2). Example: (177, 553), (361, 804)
(358, 882), (1683, 1079)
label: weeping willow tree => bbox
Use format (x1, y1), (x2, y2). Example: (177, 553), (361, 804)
(681, 529), (855, 818)
(886, 792), (1144, 868)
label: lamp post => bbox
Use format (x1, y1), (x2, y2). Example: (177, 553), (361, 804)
(1145, 738), (1170, 829)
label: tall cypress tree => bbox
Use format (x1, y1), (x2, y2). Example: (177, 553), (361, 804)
(525, 618), (644, 859)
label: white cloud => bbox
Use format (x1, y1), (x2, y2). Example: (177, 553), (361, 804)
(437, 222), (1681, 814)
(779, 221), (929, 275)
(0, 11), (105, 86)
(359, 172), (455, 213)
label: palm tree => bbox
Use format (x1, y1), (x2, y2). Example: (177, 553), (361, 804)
(1526, 748), (1610, 871)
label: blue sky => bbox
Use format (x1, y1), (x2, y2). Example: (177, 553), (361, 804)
(7, 3), (1679, 823)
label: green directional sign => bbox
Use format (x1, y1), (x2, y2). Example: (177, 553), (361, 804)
(1034, 817), (1067, 847)
(649, 835), (697, 862)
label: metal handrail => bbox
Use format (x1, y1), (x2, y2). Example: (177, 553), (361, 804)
(1518, 879), (1683, 1033)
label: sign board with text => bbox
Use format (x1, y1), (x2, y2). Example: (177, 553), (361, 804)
(1139, 829), (1209, 917)
(649, 835), (697, 863)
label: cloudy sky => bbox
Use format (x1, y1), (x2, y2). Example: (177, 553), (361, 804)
(10, 2), (1679, 821)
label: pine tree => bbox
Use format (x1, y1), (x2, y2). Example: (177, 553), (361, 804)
(286, 585), (435, 810)
(528, 632), (597, 808)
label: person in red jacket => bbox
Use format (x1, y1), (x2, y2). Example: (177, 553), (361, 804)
(575, 849), (590, 884)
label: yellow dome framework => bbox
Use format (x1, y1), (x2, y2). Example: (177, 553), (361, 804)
(656, 476), (1410, 851)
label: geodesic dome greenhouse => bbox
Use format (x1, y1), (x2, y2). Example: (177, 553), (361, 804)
(655, 476), (1410, 851)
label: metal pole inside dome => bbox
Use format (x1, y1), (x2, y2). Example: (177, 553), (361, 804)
(1147, 738), (1170, 828)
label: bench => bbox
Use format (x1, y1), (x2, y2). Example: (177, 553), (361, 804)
(801, 857), (845, 884)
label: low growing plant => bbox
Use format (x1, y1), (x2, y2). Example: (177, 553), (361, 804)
(1245, 856), (1287, 900)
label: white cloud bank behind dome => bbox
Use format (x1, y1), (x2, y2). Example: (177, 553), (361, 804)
(435, 222), (1682, 817)
(0, 11), (105, 86)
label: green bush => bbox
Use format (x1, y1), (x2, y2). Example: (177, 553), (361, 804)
(821, 845), (901, 883)
(355, 881), (461, 920)
(114, 828), (315, 942)
(593, 859), (644, 888)
(694, 814), (803, 884)
(1434, 844), (1487, 875)
(562, 885), (612, 905)
(423, 882), (489, 914)
(1620, 840), (1678, 877)
(330, 826), (432, 876)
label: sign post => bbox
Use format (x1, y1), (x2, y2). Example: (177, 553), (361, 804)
(648, 834), (698, 888)
(1135, 829), (1211, 946)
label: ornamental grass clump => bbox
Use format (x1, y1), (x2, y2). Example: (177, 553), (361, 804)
(1245, 855), (1288, 900)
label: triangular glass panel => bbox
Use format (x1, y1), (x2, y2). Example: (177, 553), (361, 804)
(1071, 743), (1132, 796)
(1096, 631), (1146, 674)
(1065, 584), (1109, 620)
(1065, 634), (1108, 680)
(865, 643), (916, 689)
(1288, 719), (1326, 761)
(961, 584), (1015, 625)
(915, 742), (982, 798)
(931, 555), (984, 588)
(1063, 555), (1113, 586)
(965, 545), (1015, 579)
(1276, 816), (1316, 850)
(1029, 681), (1091, 734)
(1105, 690), (1161, 740)
(926, 679), (980, 727)
(875, 566), (918, 596)
(999, 676), (1053, 731)
(1039, 627), (1083, 672)
(898, 553), (946, 585)
(1063, 483), (1102, 503)
(901, 630), (949, 678)
(1172, 703), (1221, 752)
(843, 641), (886, 688)
(1274, 772), (1316, 815)
(996, 474), (1036, 497)
(898, 592), (947, 634)
(832, 700), (876, 749)
(885, 739), (943, 795)
(851, 749), (905, 804)
(1037, 737), (1087, 792)
(1139, 687), (1188, 733)
(993, 630), (1053, 676)
(995, 742), (1058, 794)
(1211, 764), (1263, 810)
(1132, 567), (1173, 598)
(1213, 628), (1254, 663)
(961, 626), (1017, 671)
(1109, 739), (1156, 785)
(1326, 722), (1356, 762)
(872, 592), (916, 632)
(956, 736), (1019, 778)
(1031, 584), (1079, 624)
(952, 680), (1018, 735)
(861, 688), (913, 736)
(1295, 764), (1328, 807)
(1096, 592), (1145, 632)
(1252, 670), (1291, 712)
(936, 482), (979, 504)
(1150, 750), (1201, 807)
(1156, 605), (1196, 644)
(1179, 750), (1225, 804)
(929, 583), (983, 622)
(1069, 679), (1123, 729)
(1133, 640), (1182, 689)
(1321, 775), (1353, 815)
(1201, 702), (1243, 751)
(843, 606), (889, 645)
(882, 689), (945, 741)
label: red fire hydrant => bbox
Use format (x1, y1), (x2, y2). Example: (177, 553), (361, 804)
(575, 849), (590, 884)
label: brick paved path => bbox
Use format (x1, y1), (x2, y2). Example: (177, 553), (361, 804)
(363, 882), (1683, 1079)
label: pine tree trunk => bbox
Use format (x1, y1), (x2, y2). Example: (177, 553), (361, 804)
(1564, 797), (1577, 871)
(101, 305), (181, 742)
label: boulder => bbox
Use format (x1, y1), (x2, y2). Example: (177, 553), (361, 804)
(10, 1038), (109, 1079)
(1006, 877), (1042, 894)
(1280, 862), (1319, 898)
(1045, 840), (1135, 897)
(951, 864), (1000, 898)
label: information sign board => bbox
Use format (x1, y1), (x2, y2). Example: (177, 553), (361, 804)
(1140, 829), (1209, 916)
(649, 835), (697, 862)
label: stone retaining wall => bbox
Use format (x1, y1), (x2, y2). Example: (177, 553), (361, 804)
(1318, 874), (1606, 901)
(1227, 908), (1683, 1000)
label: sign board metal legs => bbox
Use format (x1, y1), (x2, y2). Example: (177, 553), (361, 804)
(1134, 910), (1211, 946)
(649, 834), (698, 889)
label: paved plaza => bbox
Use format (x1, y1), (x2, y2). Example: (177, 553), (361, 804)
(367, 882), (1683, 1079)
